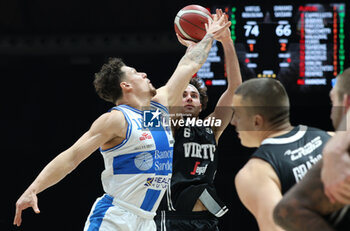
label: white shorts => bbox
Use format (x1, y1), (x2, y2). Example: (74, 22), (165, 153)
(84, 194), (156, 231)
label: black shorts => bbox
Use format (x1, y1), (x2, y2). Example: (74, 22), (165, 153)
(154, 210), (219, 231)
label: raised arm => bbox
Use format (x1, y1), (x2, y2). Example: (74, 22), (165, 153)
(153, 12), (231, 107)
(235, 158), (285, 231)
(207, 9), (242, 142)
(13, 111), (127, 226)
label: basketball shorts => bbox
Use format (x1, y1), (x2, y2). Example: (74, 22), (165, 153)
(154, 210), (219, 231)
(84, 194), (156, 231)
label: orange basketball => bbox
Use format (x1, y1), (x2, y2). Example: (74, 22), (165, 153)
(174, 5), (213, 42)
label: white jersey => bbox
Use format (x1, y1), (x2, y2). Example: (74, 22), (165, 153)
(100, 101), (174, 217)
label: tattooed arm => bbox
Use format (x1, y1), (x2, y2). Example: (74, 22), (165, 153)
(322, 129), (350, 204)
(153, 13), (231, 107)
(273, 160), (344, 231)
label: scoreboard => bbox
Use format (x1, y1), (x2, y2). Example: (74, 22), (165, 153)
(198, 1), (347, 92)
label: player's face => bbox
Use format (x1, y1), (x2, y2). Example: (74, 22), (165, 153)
(122, 66), (156, 97)
(329, 82), (343, 129)
(231, 94), (260, 147)
(182, 85), (202, 117)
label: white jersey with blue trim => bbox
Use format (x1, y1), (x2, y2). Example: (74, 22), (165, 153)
(100, 101), (174, 216)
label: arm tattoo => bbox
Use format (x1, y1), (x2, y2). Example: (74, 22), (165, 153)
(181, 34), (214, 65)
(274, 161), (344, 231)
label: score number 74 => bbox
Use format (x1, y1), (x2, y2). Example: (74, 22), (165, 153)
(243, 24), (292, 37)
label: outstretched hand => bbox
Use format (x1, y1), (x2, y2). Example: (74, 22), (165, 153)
(176, 33), (196, 53)
(14, 190), (40, 226)
(212, 9), (231, 42)
(205, 10), (231, 40)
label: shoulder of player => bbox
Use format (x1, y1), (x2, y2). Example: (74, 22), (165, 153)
(304, 125), (330, 135)
(303, 126), (333, 141)
(236, 158), (280, 187)
(235, 158), (283, 216)
(251, 146), (274, 158)
(91, 110), (127, 134)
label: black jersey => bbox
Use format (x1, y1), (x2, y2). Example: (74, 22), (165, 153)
(252, 125), (331, 194)
(326, 205), (350, 231)
(157, 125), (228, 217)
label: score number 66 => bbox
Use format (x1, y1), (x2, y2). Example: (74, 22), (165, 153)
(276, 24), (291, 37)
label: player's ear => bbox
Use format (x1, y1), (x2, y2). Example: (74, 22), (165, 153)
(254, 114), (264, 129)
(120, 82), (132, 91)
(344, 93), (350, 111)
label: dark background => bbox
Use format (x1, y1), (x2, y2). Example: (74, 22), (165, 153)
(1, 0), (348, 230)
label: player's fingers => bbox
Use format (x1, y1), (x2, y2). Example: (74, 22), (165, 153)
(32, 202), (40, 214)
(220, 14), (228, 26)
(218, 9), (226, 22)
(216, 9), (222, 18)
(216, 21), (231, 34)
(13, 206), (23, 226)
(223, 13), (228, 23)
(342, 178), (350, 191)
(213, 14), (218, 22)
(175, 33), (182, 41)
(205, 23), (208, 32)
(218, 14), (226, 24)
(176, 34), (184, 45)
(176, 33), (187, 46)
(333, 190), (350, 204)
(336, 182), (350, 200)
(326, 181), (350, 204)
(214, 21), (231, 37)
(324, 188), (336, 204)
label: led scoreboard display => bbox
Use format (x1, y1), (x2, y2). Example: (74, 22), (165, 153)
(198, 2), (347, 91)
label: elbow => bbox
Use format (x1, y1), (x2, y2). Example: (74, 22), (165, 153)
(63, 148), (82, 174)
(67, 160), (79, 174)
(228, 79), (242, 91)
(273, 199), (286, 227)
(273, 196), (297, 230)
(234, 170), (242, 188)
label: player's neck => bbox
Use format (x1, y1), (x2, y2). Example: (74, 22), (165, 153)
(117, 94), (152, 110)
(264, 122), (294, 139)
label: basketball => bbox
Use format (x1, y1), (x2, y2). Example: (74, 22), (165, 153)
(174, 5), (213, 42)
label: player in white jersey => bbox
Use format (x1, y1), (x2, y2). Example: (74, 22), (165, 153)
(13, 14), (231, 231)
(84, 101), (175, 231)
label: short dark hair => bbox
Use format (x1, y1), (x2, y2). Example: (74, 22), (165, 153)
(190, 77), (208, 111)
(235, 78), (290, 126)
(94, 57), (126, 103)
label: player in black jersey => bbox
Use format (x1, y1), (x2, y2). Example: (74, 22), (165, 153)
(273, 68), (350, 231)
(231, 78), (332, 231)
(155, 9), (242, 231)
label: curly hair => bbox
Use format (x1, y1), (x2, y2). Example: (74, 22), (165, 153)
(94, 57), (126, 103)
(189, 77), (208, 111)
